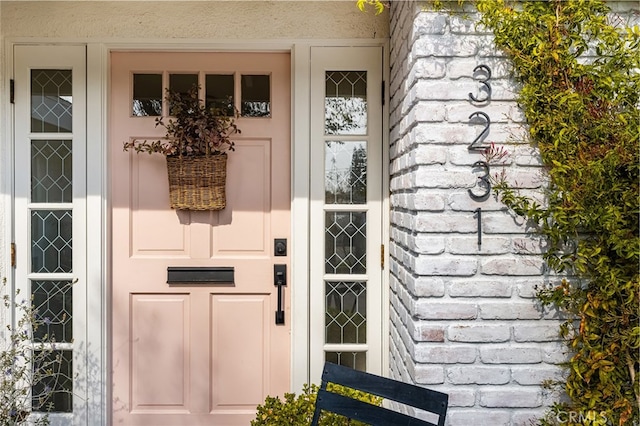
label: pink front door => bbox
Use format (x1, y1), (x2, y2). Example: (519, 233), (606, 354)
(110, 52), (291, 425)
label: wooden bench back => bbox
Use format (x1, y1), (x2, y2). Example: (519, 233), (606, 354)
(311, 362), (448, 426)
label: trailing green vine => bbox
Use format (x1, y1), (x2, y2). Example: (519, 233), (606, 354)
(472, 1), (639, 424)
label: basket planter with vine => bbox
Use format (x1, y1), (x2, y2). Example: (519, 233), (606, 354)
(124, 85), (239, 210)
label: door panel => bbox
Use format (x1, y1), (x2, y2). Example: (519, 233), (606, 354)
(110, 52), (290, 425)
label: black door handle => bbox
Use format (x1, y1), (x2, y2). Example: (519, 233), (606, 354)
(274, 264), (287, 324)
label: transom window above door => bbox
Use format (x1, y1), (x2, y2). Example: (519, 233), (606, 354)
(131, 72), (271, 118)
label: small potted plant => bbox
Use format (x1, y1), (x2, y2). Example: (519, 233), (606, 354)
(123, 84), (240, 210)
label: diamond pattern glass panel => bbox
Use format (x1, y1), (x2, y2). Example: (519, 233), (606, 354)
(133, 73), (162, 116)
(31, 210), (72, 273)
(325, 351), (366, 371)
(31, 70), (72, 133)
(241, 75), (271, 117)
(32, 350), (73, 413)
(325, 71), (367, 135)
(325, 212), (366, 274)
(325, 281), (366, 344)
(31, 140), (72, 203)
(325, 141), (367, 204)
(32, 281), (72, 343)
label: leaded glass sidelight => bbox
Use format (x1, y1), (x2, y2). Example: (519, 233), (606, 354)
(325, 281), (366, 344)
(31, 210), (73, 274)
(325, 351), (366, 372)
(325, 71), (367, 135)
(32, 280), (73, 343)
(325, 141), (367, 204)
(29, 67), (75, 414)
(31, 70), (72, 133)
(32, 350), (73, 413)
(325, 212), (366, 275)
(31, 140), (72, 203)
(322, 69), (371, 371)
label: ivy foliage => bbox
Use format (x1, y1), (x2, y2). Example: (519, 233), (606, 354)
(469, 0), (639, 424)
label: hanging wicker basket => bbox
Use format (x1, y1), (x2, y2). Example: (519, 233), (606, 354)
(166, 153), (227, 210)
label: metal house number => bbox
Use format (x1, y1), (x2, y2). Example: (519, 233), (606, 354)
(467, 64), (494, 245)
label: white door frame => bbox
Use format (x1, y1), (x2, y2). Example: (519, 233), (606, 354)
(2, 39), (389, 426)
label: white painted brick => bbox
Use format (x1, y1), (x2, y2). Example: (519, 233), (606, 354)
(512, 410), (551, 426)
(480, 302), (543, 320)
(447, 366), (510, 385)
(483, 78), (519, 101)
(513, 146), (544, 166)
(480, 388), (542, 408)
(407, 277), (446, 298)
(414, 256), (478, 276)
(411, 235), (445, 254)
(480, 346), (542, 364)
(447, 409), (512, 426)
(413, 344), (478, 364)
(410, 363), (445, 384)
(482, 212), (528, 233)
(509, 104), (527, 122)
(410, 101), (446, 122)
(448, 280), (513, 298)
(414, 80), (475, 102)
(413, 13), (447, 36)
(512, 236), (547, 255)
(515, 280), (544, 299)
(448, 192), (507, 212)
(502, 168), (548, 189)
(541, 342), (571, 364)
(448, 236), (511, 255)
(414, 169), (475, 189)
(412, 122), (475, 143)
(481, 257), (544, 276)
(415, 213), (477, 233)
(513, 324), (561, 342)
(414, 34), (480, 57)
(409, 57), (447, 80)
(449, 13), (486, 34)
(511, 366), (566, 385)
(446, 102), (512, 123)
(414, 300), (478, 320)
(448, 324), (511, 343)
(413, 144), (447, 165)
(447, 57), (512, 79)
(410, 323), (446, 342)
(436, 387), (477, 407)
(411, 190), (446, 211)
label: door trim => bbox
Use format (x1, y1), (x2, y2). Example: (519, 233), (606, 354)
(2, 39), (389, 425)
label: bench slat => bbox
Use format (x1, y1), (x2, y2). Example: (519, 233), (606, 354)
(314, 390), (440, 426)
(310, 363), (448, 426)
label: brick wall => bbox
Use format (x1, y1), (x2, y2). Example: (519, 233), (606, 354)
(388, 2), (568, 424)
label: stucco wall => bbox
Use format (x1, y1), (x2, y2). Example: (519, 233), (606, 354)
(0, 1), (389, 40)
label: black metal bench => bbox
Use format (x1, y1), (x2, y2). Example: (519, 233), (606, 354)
(311, 362), (448, 426)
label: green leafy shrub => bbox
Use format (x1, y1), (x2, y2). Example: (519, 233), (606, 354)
(251, 383), (381, 425)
